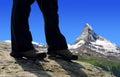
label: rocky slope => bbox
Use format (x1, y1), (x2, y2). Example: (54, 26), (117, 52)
(0, 41), (114, 77)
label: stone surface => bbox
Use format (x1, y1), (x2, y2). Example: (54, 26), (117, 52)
(0, 41), (115, 77)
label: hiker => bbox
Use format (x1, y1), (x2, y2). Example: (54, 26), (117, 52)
(10, 0), (78, 61)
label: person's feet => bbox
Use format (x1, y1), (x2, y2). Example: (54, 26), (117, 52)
(10, 49), (78, 61)
(47, 49), (78, 61)
(10, 49), (46, 60)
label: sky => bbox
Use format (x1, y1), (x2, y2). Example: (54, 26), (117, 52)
(0, 0), (120, 46)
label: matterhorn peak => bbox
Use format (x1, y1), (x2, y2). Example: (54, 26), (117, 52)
(70, 23), (120, 61)
(75, 23), (99, 43)
(84, 23), (93, 30)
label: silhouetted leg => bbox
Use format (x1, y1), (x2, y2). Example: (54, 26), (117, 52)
(36, 0), (68, 51)
(11, 0), (35, 52)
(37, 0), (67, 51)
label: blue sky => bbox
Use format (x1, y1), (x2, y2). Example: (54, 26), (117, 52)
(0, 0), (120, 46)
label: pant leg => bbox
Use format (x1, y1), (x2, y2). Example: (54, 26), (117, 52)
(11, 0), (35, 52)
(36, 0), (68, 51)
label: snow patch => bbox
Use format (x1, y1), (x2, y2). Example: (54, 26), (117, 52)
(91, 39), (119, 53)
(4, 40), (11, 43)
(68, 40), (85, 49)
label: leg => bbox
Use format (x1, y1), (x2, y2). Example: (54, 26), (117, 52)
(11, 0), (35, 52)
(11, 0), (47, 60)
(36, 0), (78, 61)
(36, 0), (68, 51)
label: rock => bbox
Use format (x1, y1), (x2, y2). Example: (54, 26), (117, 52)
(0, 41), (115, 77)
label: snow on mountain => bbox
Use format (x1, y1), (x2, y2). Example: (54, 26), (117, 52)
(75, 23), (99, 42)
(4, 40), (11, 43)
(91, 39), (119, 53)
(69, 23), (120, 59)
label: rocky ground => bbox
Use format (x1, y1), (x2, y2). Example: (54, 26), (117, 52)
(0, 41), (115, 77)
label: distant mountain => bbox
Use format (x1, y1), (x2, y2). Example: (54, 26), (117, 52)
(68, 23), (120, 60)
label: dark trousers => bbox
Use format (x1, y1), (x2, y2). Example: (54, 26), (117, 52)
(11, 0), (68, 52)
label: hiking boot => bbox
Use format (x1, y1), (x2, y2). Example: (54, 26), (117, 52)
(47, 49), (78, 61)
(10, 49), (46, 60)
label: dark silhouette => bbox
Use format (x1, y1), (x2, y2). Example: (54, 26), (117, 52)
(10, 0), (78, 61)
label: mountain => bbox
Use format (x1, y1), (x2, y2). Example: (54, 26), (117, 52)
(68, 23), (120, 60)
